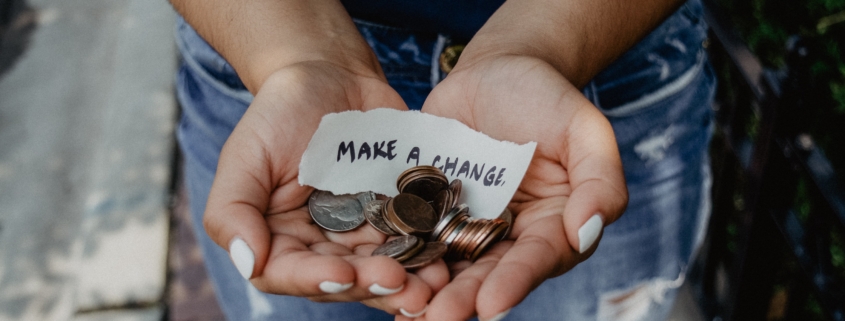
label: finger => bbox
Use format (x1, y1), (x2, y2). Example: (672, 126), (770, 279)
(475, 215), (575, 319)
(562, 107), (627, 253)
(411, 259), (450, 294)
(251, 234), (358, 297)
(254, 238), (405, 300)
(203, 130), (282, 280)
(421, 243), (510, 321)
(362, 273), (432, 318)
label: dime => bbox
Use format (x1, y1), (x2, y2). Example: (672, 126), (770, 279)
(363, 200), (399, 236)
(431, 204), (467, 241)
(372, 235), (422, 259)
(394, 237), (426, 262)
(497, 208), (513, 241)
(402, 242), (447, 269)
(440, 212), (470, 245)
(356, 191), (376, 208)
(386, 193), (438, 235)
(308, 190), (366, 232)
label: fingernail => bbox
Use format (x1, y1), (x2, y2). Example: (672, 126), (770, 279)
(400, 305), (427, 318)
(483, 308), (511, 321)
(319, 281), (353, 294)
(368, 283), (404, 296)
(578, 214), (603, 253)
(229, 237), (254, 279)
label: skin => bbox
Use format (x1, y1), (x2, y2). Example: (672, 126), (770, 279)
(169, 0), (683, 319)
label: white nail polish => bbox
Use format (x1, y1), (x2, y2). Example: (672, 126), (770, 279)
(229, 237), (255, 279)
(319, 281), (353, 294)
(368, 283), (404, 296)
(578, 214), (603, 253)
(484, 309), (511, 321)
(400, 306), (427, 318)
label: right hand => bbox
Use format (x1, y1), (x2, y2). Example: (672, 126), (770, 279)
(202, 61), (449, 317)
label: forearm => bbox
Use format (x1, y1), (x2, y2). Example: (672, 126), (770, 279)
(170, 0), (381, 93)
(459, 0), (684, 88)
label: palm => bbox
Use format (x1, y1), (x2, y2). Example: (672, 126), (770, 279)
(419, 56), (627, 320)
(205, 62), (446, 312)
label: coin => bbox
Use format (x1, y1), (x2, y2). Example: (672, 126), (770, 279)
(363, 200), (399, 236)
(448, 179), (462, 209)
(402, 177), (448, 202)
(394, 237), (426, 262)
(470, 223), (509, 261)
(356, 191), (376, 208)
(308, 190), (366, 232)
(372, 235), (422, 259)
(386, 193), (438, 235)
(465, 221), (499, 260)
(431, 204), (467, 241)
(397, 166), (448, 202)
(402, 242), (447, 269)
(432, 189), (453, 220)
(497, 208), (513, 241)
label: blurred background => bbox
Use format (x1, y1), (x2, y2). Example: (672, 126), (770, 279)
(0, 0), (841, 320)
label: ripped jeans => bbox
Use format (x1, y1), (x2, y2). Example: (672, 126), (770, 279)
(174, 0), (715, 319)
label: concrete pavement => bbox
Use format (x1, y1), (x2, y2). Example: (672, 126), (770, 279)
(0, 0), (176, 320)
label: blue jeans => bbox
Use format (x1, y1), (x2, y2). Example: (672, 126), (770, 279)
(174, 1), (715, 319)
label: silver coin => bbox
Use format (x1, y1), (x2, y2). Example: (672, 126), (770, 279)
(497, 207), (513, 240)
(356, 191), (376, 208)
(363, 200), (399, 236)
(430, 204), (468, 241)
(402, 241), (447, 269)
(308, 190), (366, 232)
(372, 235), (422, 259)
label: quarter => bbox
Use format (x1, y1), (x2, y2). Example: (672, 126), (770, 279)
(308, 190), (367, 232)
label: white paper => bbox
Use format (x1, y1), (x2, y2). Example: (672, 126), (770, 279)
(299, 108), (537, 219)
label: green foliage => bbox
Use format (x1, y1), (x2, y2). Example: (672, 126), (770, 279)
(713, 0), (845, 318)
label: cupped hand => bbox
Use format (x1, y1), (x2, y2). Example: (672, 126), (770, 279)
(413, 55), (628, 321)
(202, 61), (449, 316)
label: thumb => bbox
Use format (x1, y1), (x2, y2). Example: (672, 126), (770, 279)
(203, 129), (305, 279)
(561, 109), (628, 254)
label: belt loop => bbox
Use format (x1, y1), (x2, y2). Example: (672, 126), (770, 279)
(430, 34), (449, 87)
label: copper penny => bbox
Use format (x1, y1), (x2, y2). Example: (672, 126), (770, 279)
(471, 223), (509, 261)
(432, 189), (453, 220)
(401, 176), (448, 203)
(448, 179), (462, 209)
(388, 193), (437, 235)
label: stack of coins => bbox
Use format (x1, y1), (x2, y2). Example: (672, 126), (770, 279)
(308, 166), (512, 268)
(430, 205), (511, 261)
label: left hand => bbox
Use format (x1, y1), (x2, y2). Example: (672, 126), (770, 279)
(406, 54), (628, 321)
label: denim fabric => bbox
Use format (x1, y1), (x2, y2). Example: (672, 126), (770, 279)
(174, 0), (715, 319)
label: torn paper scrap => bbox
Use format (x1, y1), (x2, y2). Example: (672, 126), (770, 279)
(299, 108), (537, 219)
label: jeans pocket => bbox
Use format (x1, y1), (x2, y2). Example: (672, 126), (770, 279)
(585, 0), (709, 117)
